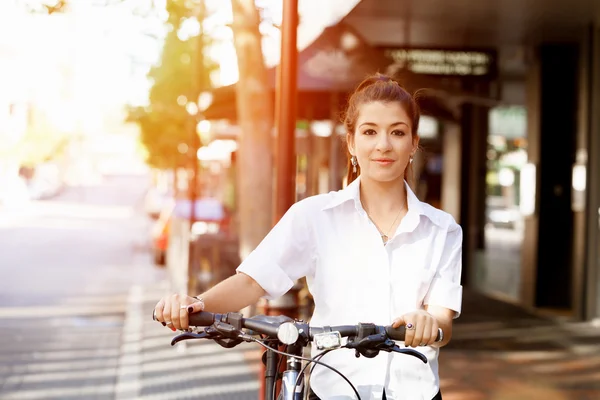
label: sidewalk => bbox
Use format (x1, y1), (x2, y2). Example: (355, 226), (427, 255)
(440, 290), (600, 400)
(126, 283), (600, 400)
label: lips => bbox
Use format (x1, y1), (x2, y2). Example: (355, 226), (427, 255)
(373, 158), (394, 164)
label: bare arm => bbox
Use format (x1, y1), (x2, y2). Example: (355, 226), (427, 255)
(195, 272), (266, 313)
(154, 272), (265, 331)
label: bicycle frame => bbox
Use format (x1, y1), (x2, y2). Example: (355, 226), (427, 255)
(265, 343), (304, 400)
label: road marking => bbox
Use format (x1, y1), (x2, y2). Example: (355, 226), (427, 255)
(115, 285), (143, 400)
(0, 304), (126, 318)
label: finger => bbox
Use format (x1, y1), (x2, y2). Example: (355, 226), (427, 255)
(429, 324), (439, 345)
(411, 316), (426, 347)
(404, 321), (415, 347)
(163, 299), (174, 331)
(187, 299), (205, 314)
(154, 299), (167, 326)
(178, 304), (189, 330)
(392, 316), (405, 329)
(171, 301), (182, 331)
(420, 318), (433, 346)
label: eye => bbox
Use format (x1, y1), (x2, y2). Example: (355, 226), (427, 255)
(362, 129), (377, 135)
(391, 130), (406, 136)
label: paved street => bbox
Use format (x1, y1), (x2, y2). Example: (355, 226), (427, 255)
(0, 174), (149, 399)
(0, 174), (175, 399)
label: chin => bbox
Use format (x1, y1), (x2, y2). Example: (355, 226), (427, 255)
(365, 172), (404, 183)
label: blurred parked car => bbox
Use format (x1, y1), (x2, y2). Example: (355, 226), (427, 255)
(150, 197), (232, 266)
(21, 162), (63, 200)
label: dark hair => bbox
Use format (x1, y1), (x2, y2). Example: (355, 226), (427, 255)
(342, 73), (420, 186)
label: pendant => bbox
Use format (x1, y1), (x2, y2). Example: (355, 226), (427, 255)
(381, 234), (389, 244)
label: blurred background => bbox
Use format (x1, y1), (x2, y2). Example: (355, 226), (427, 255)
(1, 0), (600, 399)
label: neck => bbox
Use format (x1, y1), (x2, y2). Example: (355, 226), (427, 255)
(359, 176), (407, 214)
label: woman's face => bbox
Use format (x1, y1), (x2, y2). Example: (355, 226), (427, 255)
(348, 101), (418, 183)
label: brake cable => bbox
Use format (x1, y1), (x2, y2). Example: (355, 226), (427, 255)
(294, 349), (334, 398)
(244, 336), (362, 400)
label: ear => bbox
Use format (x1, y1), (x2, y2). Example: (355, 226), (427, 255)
(346, 133), (355, 156)
(412, 134), (420, 156)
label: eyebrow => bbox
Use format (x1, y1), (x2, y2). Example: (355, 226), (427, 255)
(358, 121), (410, 128)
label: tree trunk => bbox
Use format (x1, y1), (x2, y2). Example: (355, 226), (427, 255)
(230, 0), (273, 261)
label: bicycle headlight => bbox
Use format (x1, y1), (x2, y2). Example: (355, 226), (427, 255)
(313, 331), (342, 350)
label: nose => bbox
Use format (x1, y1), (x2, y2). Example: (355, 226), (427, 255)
(375, 132), (392, 152)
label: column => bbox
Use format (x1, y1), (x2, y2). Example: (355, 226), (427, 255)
(460, 90), (489, 288)
(441, 122), (461, 221)
(522, 44), (579, 310)
(584, 24), (600, 320)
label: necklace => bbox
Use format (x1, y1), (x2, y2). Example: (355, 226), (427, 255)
(364, 203), (406, 245)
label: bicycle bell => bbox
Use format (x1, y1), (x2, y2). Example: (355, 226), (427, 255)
(277, 322), (300, 345)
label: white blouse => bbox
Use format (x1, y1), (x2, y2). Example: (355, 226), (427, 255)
(237, 177), (463, 400)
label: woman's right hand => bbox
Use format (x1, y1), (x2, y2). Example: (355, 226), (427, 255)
(153, 294), (205, 331)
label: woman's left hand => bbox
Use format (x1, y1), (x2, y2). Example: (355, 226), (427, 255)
(392, 310), (440, 348)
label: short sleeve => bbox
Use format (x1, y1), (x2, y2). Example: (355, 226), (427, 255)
(423, 223), (463, 318)
(236, 201), (316, 300)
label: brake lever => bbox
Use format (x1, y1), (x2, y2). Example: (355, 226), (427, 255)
(346, 333), (390, 358)
(212, 321), (244, 348)
(389, 345), (428, 363)
(171, 331), (211, 346)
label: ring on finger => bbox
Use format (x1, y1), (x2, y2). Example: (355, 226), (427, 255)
(165, 321), (173, 325)
(406, 323), (415, 330)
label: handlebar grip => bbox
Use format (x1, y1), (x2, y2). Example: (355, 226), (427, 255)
(385, 326), (406, 341)
(188, 311), (217, 327)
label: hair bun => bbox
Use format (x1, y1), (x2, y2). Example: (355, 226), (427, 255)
(355, 73), (397, 92)
(373, 73), (393, 82)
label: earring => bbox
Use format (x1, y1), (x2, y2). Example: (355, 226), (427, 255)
(351, 155), (357, 173)
(409, 157), (414, 164)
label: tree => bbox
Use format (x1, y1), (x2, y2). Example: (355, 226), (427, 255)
(128, 0), (217, 171)
(22, 0), (213, 171)
(230, 0), (274, 260)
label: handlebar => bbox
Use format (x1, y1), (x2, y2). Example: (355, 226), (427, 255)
(186, 311), (441, 343)
(153, 310), (441, 399)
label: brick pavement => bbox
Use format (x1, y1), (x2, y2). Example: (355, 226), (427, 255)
(439, 290), (600, 400)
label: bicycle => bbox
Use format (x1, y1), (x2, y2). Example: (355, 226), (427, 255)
(154, 310), (442, 400)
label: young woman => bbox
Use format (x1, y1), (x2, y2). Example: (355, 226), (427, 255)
(154, 74), (462, 400)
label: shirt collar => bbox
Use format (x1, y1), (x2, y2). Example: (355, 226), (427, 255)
(321, 176), (442, 228)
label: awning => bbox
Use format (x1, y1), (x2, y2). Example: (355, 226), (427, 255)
(203, 22), (458, 123)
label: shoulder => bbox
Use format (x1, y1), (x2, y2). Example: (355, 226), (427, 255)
(420, 202), (461, 233)
(290, 192), (339, 216)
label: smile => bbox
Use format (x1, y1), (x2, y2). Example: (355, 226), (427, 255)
(372, 159), (394, 165)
